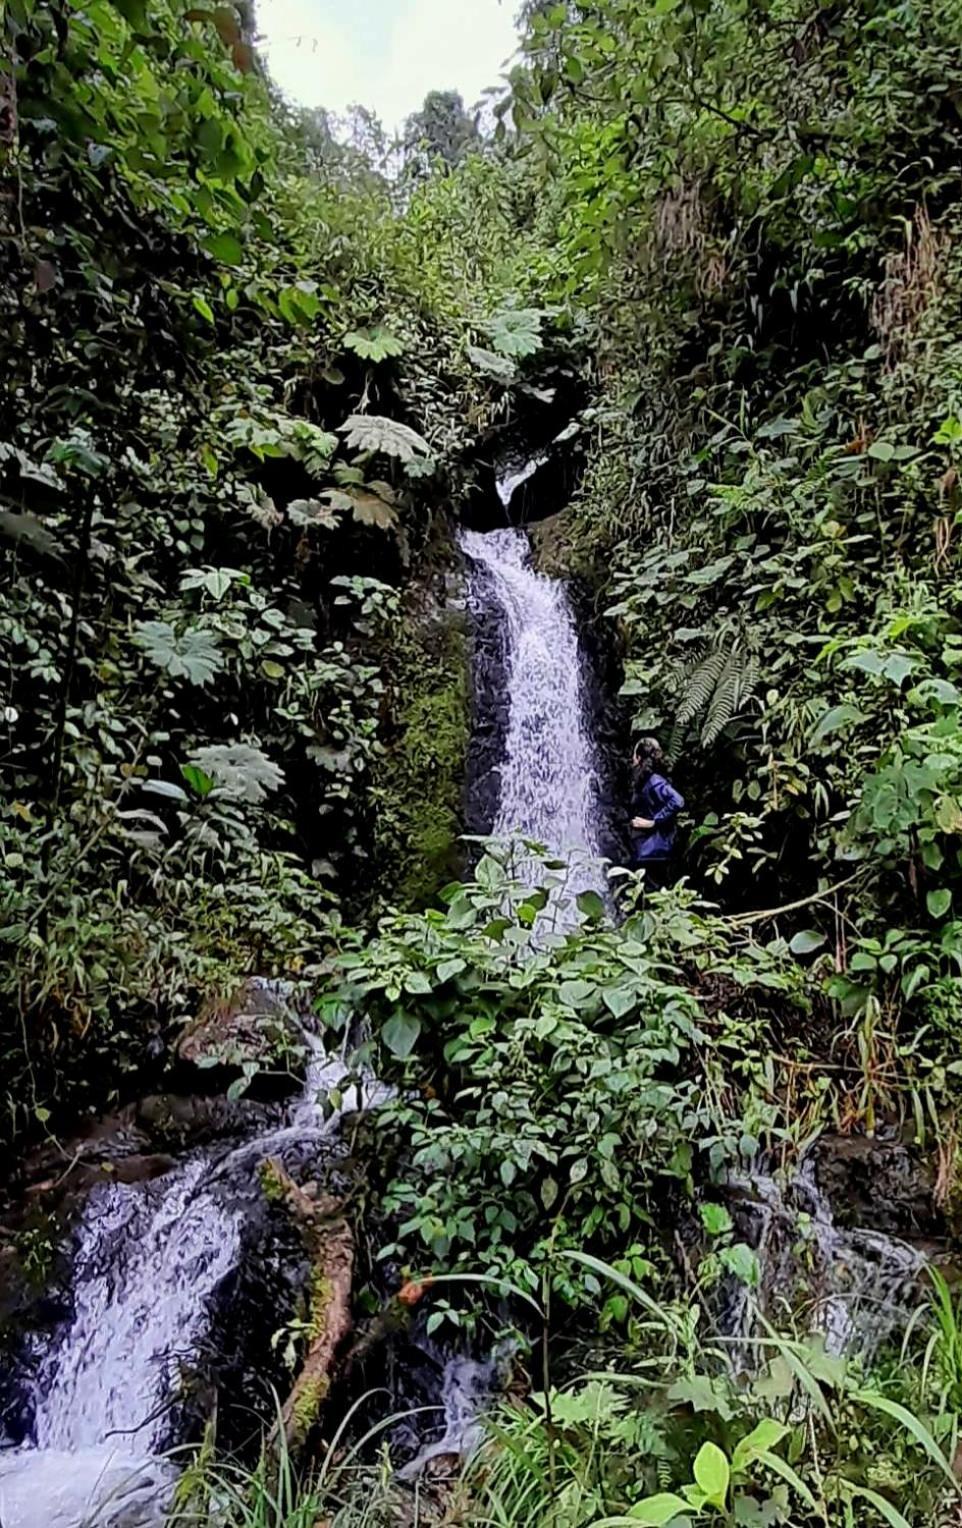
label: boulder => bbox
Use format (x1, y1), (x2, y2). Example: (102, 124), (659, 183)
(813, 1133), (941, 1239)
(176, 977), (305, 1098)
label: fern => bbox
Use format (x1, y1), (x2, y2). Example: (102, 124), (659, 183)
(668, 643), (760, 755)
(703, 664), (739, 746)
(676, 649), (727, 730)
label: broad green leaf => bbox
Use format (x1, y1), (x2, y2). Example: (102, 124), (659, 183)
(188, 743), (284, 803)
(559, 978), (596, 1008)
(789, 929), (826, 955)
(381, 1011), (421, 1060)
(720, 1242), (760, 1287)
(731, 1419), (788, 1469)
(576, 889), (607, 921)
(699, 1201), (733, 1236)
(483, 305), (544, 358)
(627, 1492), (689, 1524)
(693, 1442), (729, 1507)
(287, 497), (342, 529)
(143, 779), (188, 802)
(602, 983), (635, 1019)
(927, 888), (952, 918)
(436, 958), (466, 983)
(466, 343), (518, 382)
(109, 0), (150, 30)
(810, 703), (867, 743)
(344, 327), (405, 361)
(180, 763), (214, 796)
(667, 1374), (734, 1420)
(133, 621), (223, 685)
(203, 231), (244, 266)
(540, 1175), (559, 1209)
(346, 489), (398, 531)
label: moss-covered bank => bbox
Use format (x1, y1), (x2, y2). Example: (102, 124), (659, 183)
(372, 543), (470, 908)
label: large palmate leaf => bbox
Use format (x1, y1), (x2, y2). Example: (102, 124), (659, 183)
(133, 621), (224, 685)
(287, 497), (342, 529)
(466, 343), (518, 383)
(483, 306), (544, 358)
(339, 414), (429, 463)
(188, 743), (284, 803)
(321, 485), (398, 531)
(344, 326), (405, 362)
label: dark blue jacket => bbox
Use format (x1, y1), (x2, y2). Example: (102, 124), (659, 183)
(632, 771), (685, 862)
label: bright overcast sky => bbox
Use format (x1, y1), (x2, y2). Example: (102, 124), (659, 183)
(256, 0), (520, 133)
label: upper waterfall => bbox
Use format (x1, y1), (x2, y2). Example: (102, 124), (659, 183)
(460, 526), (608, 918)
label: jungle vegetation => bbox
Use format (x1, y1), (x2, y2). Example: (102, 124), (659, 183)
(5, 0), (962, 1522)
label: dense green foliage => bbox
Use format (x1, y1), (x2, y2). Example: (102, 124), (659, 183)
(0, 0), (538, 1139)
(6, 0), (962, 1523)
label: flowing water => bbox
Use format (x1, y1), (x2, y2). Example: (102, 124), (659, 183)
(3, 503), (928, 1525)
(496, 451), (548, 511)
(0, 1029), (371, 1528)
(723, 1157), (927, 1366)
(460, 525), (608, 921)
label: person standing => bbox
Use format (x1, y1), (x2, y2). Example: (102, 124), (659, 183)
(630, 737), (684, 886)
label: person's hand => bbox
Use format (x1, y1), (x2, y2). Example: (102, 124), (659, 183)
(632, 816), (654, 830)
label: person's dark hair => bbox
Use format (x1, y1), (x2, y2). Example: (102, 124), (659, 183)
(632, 736), (664, 778)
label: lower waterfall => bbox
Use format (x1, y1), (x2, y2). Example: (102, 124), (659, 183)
(0, 1038), (366, 1528)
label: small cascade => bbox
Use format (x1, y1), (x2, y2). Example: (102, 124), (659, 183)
(33, 1157), (241, 1453)
(0, 1033), (371, 1528)
(724, 1157), (927, 1364)
(460, 525), (608, 922)
(398, 1353), (497, 1480)
(496, 452), (548, 511)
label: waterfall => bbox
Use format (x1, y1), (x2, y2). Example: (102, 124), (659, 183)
(32, 1158), (241, 1453)
(460, 525), (608, 919)
(0, 1029), (374, 1528)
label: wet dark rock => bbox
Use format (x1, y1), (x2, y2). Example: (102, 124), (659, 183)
(813, 1133), (941, 1240)
(175, 978), (306, 1100)
(464, 561), (510, 841)
(135, 1093), (276, 1149)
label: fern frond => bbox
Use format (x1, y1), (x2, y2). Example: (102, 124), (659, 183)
(738, 653), (761, 709)
(676, 648), (726, 728)
(702, 664), (739, 746)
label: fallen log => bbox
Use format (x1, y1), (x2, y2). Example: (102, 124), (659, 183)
(259, 1156), (354, 1456)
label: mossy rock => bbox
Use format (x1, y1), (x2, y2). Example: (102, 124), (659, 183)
(373, 559), (470, 909)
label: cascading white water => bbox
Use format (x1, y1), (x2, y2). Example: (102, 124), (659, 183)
(33, 1157), (241, 1453)
(0, 1025), (374, 1528)
(460, 525), (608, 920)
(496, 452), (548, 510)
(724, 1157), (927, 1366)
